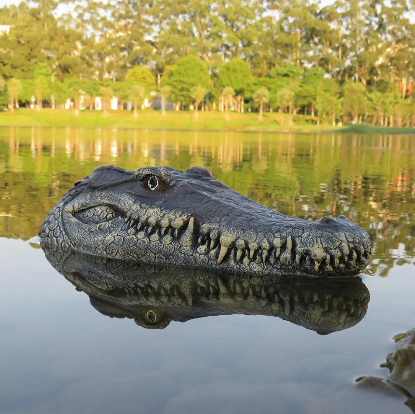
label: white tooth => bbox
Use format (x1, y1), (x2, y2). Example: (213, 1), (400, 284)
(161, 218), (169, 235)
(286, 236), (292, 252)
(218, 278), (228, 296)
(210, 230), (219, 249)
(181, 217), (194, 248)
(262, 239), (270, 263)
(248, 242), (258, 259)
(174, 229), (179, 238)
(217, 234), (236, 265)
(217, 244), (229, 265)
(243, 257), (250, 265)
(187, 217), (194, 230)
(236, 239), (246, 262)
(137, 231), (145, 240)
(273, 237), (281, 257)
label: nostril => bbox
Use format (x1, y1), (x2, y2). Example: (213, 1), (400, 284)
(319, 216), (335, 225)
(338, 215), (348, 220)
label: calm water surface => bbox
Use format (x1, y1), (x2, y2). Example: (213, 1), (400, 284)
(1, 127), (415, 414)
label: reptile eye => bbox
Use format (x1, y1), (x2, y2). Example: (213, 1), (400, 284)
(142, 175), (166, 191)
(148, 176), (158, 190)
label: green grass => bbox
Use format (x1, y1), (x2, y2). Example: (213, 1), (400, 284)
(338, 123), (415, 135)
(1, 109), (414, 134)
(0, 108), (336, 132)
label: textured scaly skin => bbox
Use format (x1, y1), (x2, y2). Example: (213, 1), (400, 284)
(39, 165), (372, 277)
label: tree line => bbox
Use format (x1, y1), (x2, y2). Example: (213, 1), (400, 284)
(0, 0), (414, 125)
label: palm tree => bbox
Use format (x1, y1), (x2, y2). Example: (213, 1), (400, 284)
(129, 84), (145, 118)
(277, 88), (295, 126)
(160, 85), (171, 118)
(253, 87), (269, 122)
(7, 78), (22, 112)
(222, 87), (235, 121)
(99, 86), (113, 118)
(191, 85), (207, 121)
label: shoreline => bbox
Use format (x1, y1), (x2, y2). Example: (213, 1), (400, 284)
(1, 109), (415, 135)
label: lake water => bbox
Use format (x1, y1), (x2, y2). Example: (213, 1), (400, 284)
(1, 126), (415, 414)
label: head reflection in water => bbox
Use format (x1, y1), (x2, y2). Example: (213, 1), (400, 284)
(43, 245), (370, 333)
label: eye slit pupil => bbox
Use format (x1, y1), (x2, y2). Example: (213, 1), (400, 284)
(148, 176), (159, 190)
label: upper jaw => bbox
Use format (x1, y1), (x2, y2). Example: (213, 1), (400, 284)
(63, 201), (370, 277)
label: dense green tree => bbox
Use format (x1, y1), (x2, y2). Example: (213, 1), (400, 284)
(216, 59), (252, 94)
(125, 66), (156, 94)
(164, 55), (211, 108)
(342, 80), (366, 123)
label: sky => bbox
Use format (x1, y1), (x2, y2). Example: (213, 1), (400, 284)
(0, 0), (17, 6)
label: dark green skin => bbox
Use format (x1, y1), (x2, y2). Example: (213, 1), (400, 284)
(43, 246), (370, 333)
(39, 165), (372, 277)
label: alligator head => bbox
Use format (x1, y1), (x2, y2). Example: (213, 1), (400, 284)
(39, 165), (371, 276)
(43, 247), (370, 333)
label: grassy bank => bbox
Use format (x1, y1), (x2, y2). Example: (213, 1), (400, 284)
(338, 123), (415, 135)
(1, 109), (414, 134)
(0, 108), (336, 132)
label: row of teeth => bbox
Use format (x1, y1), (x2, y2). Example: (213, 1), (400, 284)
(122, 214), (368, 272)
(122, 214), (193, 243)
(120, 279), (367, 317)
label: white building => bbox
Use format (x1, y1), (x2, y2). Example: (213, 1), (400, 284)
(111, 96), (118, 110)
(0, 26), (11, 35)
(95, 97), (102, 110)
